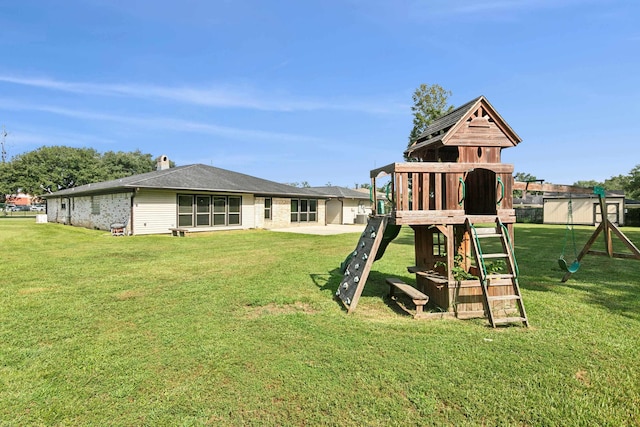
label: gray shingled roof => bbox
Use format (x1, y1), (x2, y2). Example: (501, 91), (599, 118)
(307, 186), (371, 199)
(43, 164), (323, 198)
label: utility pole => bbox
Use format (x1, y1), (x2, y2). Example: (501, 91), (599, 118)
(1, 125), (7, 163)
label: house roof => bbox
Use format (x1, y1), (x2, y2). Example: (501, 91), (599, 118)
(405, 95), (521, 157)
(42, 164), (323, 198)
(307, 186), (372, 200)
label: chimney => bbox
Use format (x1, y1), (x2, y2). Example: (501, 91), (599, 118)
(156, 155), (170, 171)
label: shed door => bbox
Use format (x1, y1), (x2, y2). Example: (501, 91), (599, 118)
(594, 202), (619, 225)
(464, 169), (497, 216)
(326, 200), (342, 224)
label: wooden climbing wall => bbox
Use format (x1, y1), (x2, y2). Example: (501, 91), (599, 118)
(336, 216), (387, 313)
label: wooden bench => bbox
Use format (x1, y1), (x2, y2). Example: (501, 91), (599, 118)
(169, 228), (189, 237)
(386, 277), (429, 318)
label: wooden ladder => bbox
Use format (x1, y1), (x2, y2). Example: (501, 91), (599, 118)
(466, 218), (529, 328)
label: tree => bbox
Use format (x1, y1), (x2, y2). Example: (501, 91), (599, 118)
(513, 172), (542, 197)
(573, 180), (602, 188)
(626, 165), (640, 200)
(2, 146), (159, 196)
(100, 150), (155, 181)
(406, 83), (454, 157)
(604, 174), (631, 193)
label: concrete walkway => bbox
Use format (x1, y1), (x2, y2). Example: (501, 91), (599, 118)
(269, 224), (366, 235)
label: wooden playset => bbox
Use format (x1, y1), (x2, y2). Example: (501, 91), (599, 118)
(335, 96), (639, 327)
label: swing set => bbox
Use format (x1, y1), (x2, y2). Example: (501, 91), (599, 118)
(513, 182), (640, 282)
(558, 196), (581, 273)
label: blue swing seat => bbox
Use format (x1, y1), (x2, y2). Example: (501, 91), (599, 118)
(558, 257), (580, 273)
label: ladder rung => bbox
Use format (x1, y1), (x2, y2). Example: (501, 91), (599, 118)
(486, 274), (514, 280)
(473, 227), (498, 235)
(476, 233), (501, 238)
(493, 316), (527, 324)
(487, 295), (521, 301)
(482, 253), (508, 259)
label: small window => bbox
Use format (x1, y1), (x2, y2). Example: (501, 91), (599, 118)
(91, 197), (100, 215)
(264, 198), (272, 220)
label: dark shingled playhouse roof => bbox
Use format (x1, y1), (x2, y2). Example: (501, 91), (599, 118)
(42, 164), (323, 198)
(405, 95), (521, 158)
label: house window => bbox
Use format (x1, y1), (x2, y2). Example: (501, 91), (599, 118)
(196, 196), (211, 226)
(179, 194), (242, 227)
(291, 199), (317, 223)
(228, 197), (241, 225)
(213, 196), (241, 226)
(264, 198), (272, 220)
(178, 195), (194, 227)
(91, 196), (100, 215)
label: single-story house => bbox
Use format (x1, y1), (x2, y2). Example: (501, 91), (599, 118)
(543, 193), (626, 226)
(308, 186), (373, 224)
(5, 192), (34, 206)
(42, 162), (331, 235)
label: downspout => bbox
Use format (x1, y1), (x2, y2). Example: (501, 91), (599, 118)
(130, 190), (136, 235)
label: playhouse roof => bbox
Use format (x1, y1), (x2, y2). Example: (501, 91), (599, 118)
(405, 96), (521, 158)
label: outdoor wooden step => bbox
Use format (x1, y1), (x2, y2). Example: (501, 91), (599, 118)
(492, 316), (528, 325)
(487, 295), (521, 302)
(486, 278), (516, 286)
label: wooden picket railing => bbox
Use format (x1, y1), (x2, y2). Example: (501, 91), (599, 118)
(370, 162), (516, 225)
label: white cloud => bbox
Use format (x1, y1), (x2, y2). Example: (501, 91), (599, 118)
(0, 98), (324, 144)
(0, 74), (406, 115)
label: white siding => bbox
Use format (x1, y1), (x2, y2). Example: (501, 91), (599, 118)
(242, 194), (256, 229)
(133, 190), (257, 235)
(543, 197), (625, 226)
(132, 190), (178, 235)
(341, 199), (371, 224)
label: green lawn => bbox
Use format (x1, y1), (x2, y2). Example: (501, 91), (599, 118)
(1, 219), (639, 426)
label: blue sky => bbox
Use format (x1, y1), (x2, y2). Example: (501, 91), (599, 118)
(0, 0), (638, 187)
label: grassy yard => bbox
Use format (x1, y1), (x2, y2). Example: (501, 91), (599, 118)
(1, 219), (639, 426)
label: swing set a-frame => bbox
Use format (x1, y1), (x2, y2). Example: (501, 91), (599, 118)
(513, 182), (640, 282)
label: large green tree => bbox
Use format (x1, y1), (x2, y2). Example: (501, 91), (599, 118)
(1, 146), (157, 196)
(406, 83), (454, 156)
(625, 165), (640, 200)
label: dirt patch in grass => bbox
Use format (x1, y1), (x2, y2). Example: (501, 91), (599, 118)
(242, 302), (318, 319)
(114, 289), (146, 300)
(575, 369), (591, 387)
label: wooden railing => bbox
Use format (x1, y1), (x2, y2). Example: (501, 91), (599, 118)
(370, 162), (515, 225)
